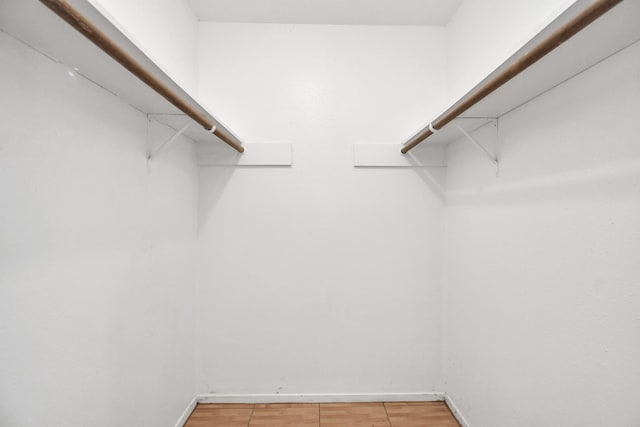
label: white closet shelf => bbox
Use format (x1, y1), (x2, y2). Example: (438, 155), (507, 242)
(459, 0), (640, 119)
(401, 0), (640, 154)
(355, 0), (640, 167)
(359, 0), (640, 168)
(0, 0), (244, 152)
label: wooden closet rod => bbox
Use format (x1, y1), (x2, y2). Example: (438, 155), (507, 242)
(401, 0), (622, 154)
(40, 0), (244, 153)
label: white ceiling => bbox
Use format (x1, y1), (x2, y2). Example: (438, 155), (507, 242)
(188, 0), (463, 26)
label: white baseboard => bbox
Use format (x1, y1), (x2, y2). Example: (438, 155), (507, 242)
(444, 393), (470, 427)
(197, 392), (445, 404)
(174, 396), (197, 427)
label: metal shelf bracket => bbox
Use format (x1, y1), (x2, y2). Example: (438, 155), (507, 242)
(147, 120), (214, 160)
(454, 121), (498, 167)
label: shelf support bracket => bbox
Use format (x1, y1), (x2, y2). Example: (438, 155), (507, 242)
(454, 122), (498, 167)
(148, 121), (206, 160)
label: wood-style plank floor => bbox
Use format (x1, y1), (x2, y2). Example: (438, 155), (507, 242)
(184, 402), (460, 426)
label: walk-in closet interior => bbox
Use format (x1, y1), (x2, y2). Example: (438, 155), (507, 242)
(1, 0), (639, 426)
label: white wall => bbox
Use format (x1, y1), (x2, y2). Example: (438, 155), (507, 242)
(90, 0), (200, 95)
(195, 23), (447, 395)
(445, 0), (576, 105)
(0, 31), (198, 427)
(443, 39), (640, 426)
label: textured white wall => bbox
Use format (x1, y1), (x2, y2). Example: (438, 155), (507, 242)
(195, 23), (447, 395)
(443, 40), (640, 426)
(0, 32), (198, 427)
(90, 0), (199, 94)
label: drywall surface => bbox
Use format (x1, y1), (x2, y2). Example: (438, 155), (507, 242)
(445, 0), (576, 106)
(196, 24), (447, 395)
(443, 41), (640, 426)
(0, 32), (198, 427)
(90, 0), (199, 95)
(188, 0), (463, 26)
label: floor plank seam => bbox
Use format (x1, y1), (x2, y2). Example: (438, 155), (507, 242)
(382, 402), (392, 426)
(247, 404), (255, 427)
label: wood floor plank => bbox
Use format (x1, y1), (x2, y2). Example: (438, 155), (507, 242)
(320, 402), (390, 426)
(184, 407), (254, 427)
(198, 404), (256, 409)
(254, 403), (319, 409)
(384, 402), (459, 427)
(384, 402), (446, 406)
(249, 403), (319, 426)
